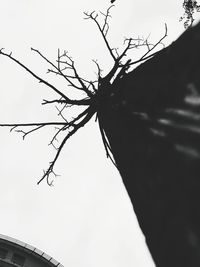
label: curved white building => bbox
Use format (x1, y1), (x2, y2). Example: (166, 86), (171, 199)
(0, 234), (64, 267)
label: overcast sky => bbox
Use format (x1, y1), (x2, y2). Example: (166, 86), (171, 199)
(0, 1), (198, 266)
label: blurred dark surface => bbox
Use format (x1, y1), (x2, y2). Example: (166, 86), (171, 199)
(98, 23), (200, 266)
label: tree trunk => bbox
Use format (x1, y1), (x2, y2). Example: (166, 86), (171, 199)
(98, 23), (200, 267)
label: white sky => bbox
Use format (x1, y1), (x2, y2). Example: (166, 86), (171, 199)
(0, 1), (198, 266)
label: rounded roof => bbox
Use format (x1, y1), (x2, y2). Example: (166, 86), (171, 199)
(0, 234), (64, 267)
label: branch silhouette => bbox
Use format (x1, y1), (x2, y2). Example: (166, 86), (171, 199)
(0, 6), (167, 186)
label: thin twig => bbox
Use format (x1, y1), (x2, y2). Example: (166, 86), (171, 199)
(0, 50), (69, 101)
(84, 6), (116, 62)
(0, 122), (67, 127)
(31, 48), (84, 90)
(136, 23), (167, 62)
(42, 98), (91, 106)
(15, 125), (44, 139)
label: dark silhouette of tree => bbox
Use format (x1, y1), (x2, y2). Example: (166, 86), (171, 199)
(1, 3), (200, 267)
(98, 20), (200, 266)
(0, 5), (165, 185)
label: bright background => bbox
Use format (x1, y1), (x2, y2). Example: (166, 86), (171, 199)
(0, 1), (199, 266)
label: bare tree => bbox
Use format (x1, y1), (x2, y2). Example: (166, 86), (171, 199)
(1, 3), (200, 267)
(0, 5), (166, 186)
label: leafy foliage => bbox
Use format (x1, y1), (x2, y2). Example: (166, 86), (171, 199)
(180, 0), (200, 28)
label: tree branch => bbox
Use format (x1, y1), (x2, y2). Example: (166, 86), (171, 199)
(84, 5), (117, 62)
(32, 48), (95, 97)
(0, 6), (169, 186)
(0, 122), (67, 127)
(131, 23), (168, 64)
(0, 49), (92, 106)
(37, 106), (96, 185)
(42, 98), (91, 106)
